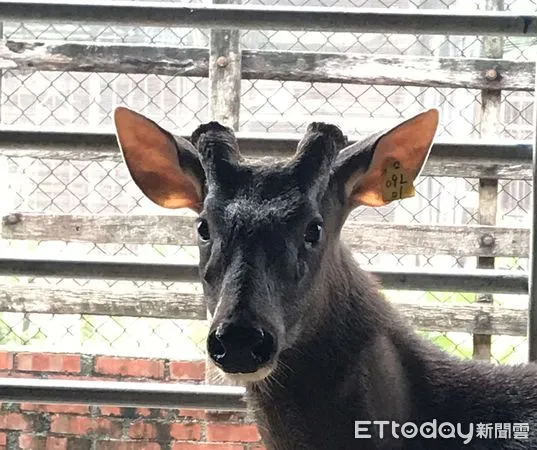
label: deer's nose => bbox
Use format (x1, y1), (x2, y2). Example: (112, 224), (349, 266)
(207, 322), (275, 373)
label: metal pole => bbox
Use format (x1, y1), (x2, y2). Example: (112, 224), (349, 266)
(0, 256), (200, 282)
(0, 2), (535, 36)
(0, 129), (532, 162)
(0, 378), (247, 410)
(528, 60), (537, 361)
(0, 256), (528, 293)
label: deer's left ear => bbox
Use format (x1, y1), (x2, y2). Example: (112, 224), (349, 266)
(333, 108), (439, 209)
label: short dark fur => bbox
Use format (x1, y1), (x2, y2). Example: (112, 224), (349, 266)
(174, 120), (537, 449)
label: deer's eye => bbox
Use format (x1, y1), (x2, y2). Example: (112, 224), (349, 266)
(304, 221), (322, 246)
(197, 219), (211, 241)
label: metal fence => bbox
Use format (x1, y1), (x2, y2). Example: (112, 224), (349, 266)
(0, 0), (536, 371)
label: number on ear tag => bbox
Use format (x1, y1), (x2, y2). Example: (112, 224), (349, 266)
(381, 159), (416, 202)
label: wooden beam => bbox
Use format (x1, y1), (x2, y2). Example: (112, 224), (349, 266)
(243, 50), (532, 91)
(0, 41), (209, 77)
(0, 284), (206, 319)
(0, 129), (532, 180)
(0, 283), (527, 336)
(395, 301), (527, 337)
(208, 15), (241, 129)
(1, 213), (530, 258)
(1, 40), (534, 91)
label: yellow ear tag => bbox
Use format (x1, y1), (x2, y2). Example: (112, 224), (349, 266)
(381, 159), (416, 202)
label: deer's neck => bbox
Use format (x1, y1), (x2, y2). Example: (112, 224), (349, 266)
(246, 244), (413, 449)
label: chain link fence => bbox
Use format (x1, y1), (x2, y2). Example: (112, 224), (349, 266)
(0, 0), (536, 363)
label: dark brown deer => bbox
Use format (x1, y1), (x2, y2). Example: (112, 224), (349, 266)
(114, 106), (537, 450)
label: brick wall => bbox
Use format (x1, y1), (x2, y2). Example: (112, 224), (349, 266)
(0, 351), (265, 450)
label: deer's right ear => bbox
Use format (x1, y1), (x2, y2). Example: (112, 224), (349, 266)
(114, 107), (205, 213)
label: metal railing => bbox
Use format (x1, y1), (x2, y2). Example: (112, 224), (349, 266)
(1, 2), (536, 35)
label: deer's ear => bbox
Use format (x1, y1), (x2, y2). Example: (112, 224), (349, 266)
(114, 106), (205, 212)
(336, 109), (439, 208)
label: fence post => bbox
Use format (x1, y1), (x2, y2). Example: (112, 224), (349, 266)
(207, 1), (241, 131)
(473, 0), (503, 361)
(205, 0), (242, 386)
(0, 22), (3, 124)
(528, 56), (537, 361)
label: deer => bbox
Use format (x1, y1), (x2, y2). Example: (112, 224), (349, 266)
(113, 106), (537, 449)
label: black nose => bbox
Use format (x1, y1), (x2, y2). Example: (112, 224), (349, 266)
(207, 323), (275, 373)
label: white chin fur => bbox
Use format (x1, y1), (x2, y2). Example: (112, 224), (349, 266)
(219, 365), (274, 383)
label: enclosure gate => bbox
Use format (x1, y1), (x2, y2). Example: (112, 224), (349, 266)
(0, 1), (535, 409)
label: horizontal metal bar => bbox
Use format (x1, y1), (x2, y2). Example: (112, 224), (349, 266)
(1, 128), (533, 179)
(0, 377), (247, 410)
(0, 2), (536, 36)
(0, 256), (201, 282)
(0, 127), (532, 160)
(0, 256), (528, 293)
(375, 268), (528, 295)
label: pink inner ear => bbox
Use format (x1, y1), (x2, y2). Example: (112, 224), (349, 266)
(349, 109), (439, 208)
(350, 166), (388, 207)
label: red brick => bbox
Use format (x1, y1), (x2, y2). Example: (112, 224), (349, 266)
(135, 408), (152, 417)
(179, 409), (207, 420)
(129, 421), (157, 439)
(207, 424), (260, 443)
(134, 408), (167, 419)
(97, 442), (161, 450)
(0, 432), (6, 446)
(99, 407), (123, 417)
(19, 434), (46, 450)
(51, 415), (122, 438)
(66, 438), (92, 450)
(131, 421), (174, 441)
(206, 412), (246, 422)
(21, 403), (90, 415)
(95, 357), (164, 379)
(170, 422), (202, 440)
(0, 353), (13, 371)
(0, 412), (33, 430)
(169, 361), (205, 381)
(249, 446), (267, 450)
(15, 353), (81, 374)
(172, 444), (243, 450)
(21, 436), (69, 450)
(46, 436), (68, 450)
